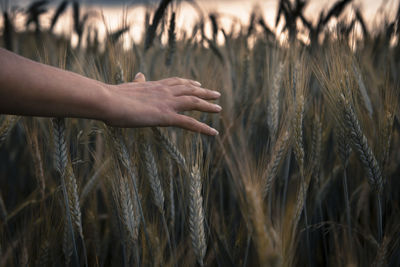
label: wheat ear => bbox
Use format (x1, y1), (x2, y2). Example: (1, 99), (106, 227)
(341, 95), (383, 193)
(189, 166), (207, 266)
(293, 94), (305, 175)
(0, 115), (19, 148)
(119, 173), (139, 244)
(153, 128), (187, 170)
(65, 163), (84, 239)
(262, 130), (290, 199)
(143, 141), (165, 212)
(36, 239), (50, 267)
(267, 62), (284, 141)
(311, 113), (322, 180)
(52, 118), (80, 267)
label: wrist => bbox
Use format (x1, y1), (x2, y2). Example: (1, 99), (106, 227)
(95, 83), (116, 124)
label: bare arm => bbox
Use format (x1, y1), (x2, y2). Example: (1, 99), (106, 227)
(0, 48), (221, 135)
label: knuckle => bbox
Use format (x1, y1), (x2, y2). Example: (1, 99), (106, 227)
(204, 88), (213, 94)
(201, 89), (210, 96)
(185, 117), (197, 127)
(181, 95), (192, 103)
(158, 85), (169, 94)
(164, 112), (175, 126)
(190, 96), (200, 104)
(191, 86), (199, 94)
(176, 85), (187, 92)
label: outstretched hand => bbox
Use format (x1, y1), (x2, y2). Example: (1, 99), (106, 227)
(103, 73), (221, 136)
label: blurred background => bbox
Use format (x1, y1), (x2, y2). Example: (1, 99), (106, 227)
(1, 0), (397, 47)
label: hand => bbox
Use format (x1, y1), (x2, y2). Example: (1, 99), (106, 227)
(103, 73), (221, 136)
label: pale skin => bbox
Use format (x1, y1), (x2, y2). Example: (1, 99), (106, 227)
(0, 48), (221, 135)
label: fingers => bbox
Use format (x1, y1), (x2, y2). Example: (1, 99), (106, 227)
(160, 77), (202, 87)
(133, 72), (146, 83)
(130, 74), (221, 136)
(175, 96), (222, 113)
(174, 85), (221, 100)
(172, 114), (219, 136)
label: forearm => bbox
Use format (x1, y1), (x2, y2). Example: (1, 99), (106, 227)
(0, 48), (109, 120)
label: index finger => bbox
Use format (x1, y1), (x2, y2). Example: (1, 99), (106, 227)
(159, 77), (202, 87)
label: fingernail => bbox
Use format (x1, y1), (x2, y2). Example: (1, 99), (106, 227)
(193, 81), (202, 87)
(214, 104), (222, 111)
(213, 91), (221, 97)
(210, 128), (219, 136)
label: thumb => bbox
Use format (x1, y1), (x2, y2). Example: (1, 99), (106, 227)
(133, 72), (146, 83)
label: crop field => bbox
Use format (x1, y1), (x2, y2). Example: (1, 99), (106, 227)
(1, 0), (400, 266)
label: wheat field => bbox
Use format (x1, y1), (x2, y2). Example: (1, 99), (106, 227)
(1, 0), (400, 266)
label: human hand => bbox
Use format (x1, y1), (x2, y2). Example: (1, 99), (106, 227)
(102, 73), (221, 136)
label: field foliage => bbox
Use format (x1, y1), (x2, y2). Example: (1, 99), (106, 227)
(1, 0), (400, 266)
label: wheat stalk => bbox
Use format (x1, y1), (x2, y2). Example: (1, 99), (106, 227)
(145, 0), (173, 50)
(340, 94), (383, 242)
(80, 160), (109, 202)
(352, 63), (373, 117)
(291, 172), (312, 241)
(380, 111), (394, 172)
(63, 215), (73, 266)
(334, 125), (354, 248)
(165, 12), (176, 66)
(0, 192), (7, 222)
(167, 158), (175, 227)
(30, 131), (46, 199)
